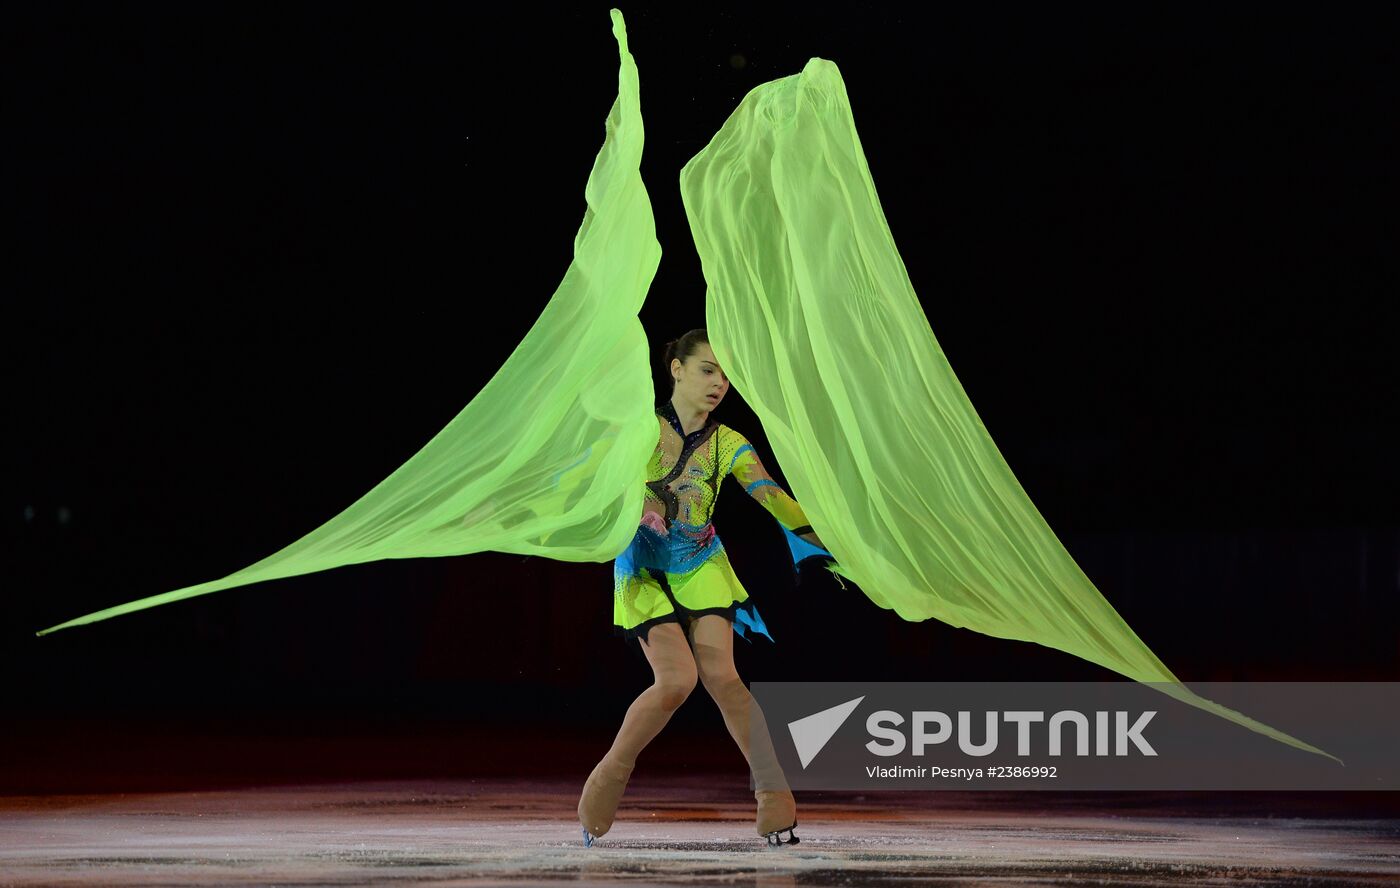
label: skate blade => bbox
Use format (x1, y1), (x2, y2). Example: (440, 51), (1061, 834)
(762, 821), (799, 847)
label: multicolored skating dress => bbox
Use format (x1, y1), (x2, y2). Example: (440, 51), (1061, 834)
(612, 401), (832, 646)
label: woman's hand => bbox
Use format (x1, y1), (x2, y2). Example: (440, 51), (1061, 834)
(641, 510), (670, 537)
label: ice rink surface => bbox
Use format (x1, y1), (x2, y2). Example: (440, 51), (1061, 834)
(3, 777), (1398, 886)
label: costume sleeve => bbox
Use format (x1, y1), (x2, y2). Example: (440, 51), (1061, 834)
(727, 430), (836, 578)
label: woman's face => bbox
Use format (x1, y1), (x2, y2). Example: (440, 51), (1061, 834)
(671, 342), (730, 412)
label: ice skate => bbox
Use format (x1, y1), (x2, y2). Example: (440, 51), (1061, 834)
(755, 788), (799, 846)
(578, 757), (634, 845)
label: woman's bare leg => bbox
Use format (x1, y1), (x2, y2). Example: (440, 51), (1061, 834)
(688, 614), (791, 794)
(579, 620), (697, 839)
(605, 621), (698, 768)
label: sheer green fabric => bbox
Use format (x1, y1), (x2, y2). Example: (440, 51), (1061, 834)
(35, 10), (1340, 769)
(680, 57), (1341, 765)
(35, 8), (657, 637)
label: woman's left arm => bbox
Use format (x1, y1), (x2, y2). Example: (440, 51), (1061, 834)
(728, 432), (827, 550)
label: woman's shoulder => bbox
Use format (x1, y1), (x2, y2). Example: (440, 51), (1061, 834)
(716, 423), (754, 453)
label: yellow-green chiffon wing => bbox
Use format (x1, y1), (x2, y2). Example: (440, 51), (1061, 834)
(680, 57), (1341, 766)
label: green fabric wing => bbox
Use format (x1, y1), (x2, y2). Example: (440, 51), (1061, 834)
(36, 8), (658, 637)
(680, 57), (1342, 765)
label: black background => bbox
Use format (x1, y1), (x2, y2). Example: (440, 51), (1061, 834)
(8, 3), (1397, 745)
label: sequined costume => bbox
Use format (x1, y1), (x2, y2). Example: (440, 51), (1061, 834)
(612, 401), (831, 646)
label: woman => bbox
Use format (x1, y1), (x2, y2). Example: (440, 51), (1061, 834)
(577, 328), (830, 848)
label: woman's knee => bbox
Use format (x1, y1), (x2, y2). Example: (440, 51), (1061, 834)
(700, 667), (747, 704)
(653, 668), (698, 710)
(639, 621), (699, 709)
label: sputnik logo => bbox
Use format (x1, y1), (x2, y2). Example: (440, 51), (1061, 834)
(786, 696), (865, 768)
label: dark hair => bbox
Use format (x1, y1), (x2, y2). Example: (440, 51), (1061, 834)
(663, 328), (709, 388)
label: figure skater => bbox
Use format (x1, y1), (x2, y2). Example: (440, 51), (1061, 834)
(577, 328), (829, 848)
